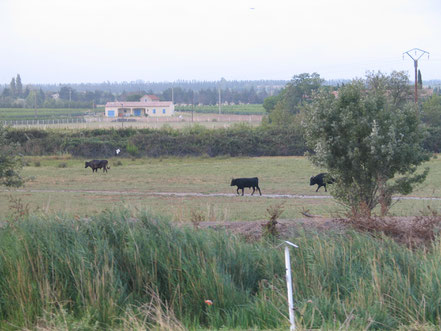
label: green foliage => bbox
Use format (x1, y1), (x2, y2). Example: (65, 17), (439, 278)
(2, 210), (441, 329)
(262, 95), (279, 113)
(281, 73), (324, 113)
(365, 71), (413, 108)
(304, 74), (430, 214)
(15, 74), (23, 97)
(0, 210), (286, 330)
(418, 69), (423, 89)
(265, 73), (323, 125)
(0, 124), (24, 187)
(8, 125), (308, 158)
(126, 141), (139, 157)
(125, 93), (143, 101)
(422, 94), (441, 127)
(175, 104), (265, 115)
(0, 108), (102, 121)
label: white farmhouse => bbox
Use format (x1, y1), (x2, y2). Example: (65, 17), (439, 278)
(104, 95), (174, 118)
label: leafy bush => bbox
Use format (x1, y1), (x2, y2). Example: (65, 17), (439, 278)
(304, 76), (430, 216)
(5, 121), (439, 159)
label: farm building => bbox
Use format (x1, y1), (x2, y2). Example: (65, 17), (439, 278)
(104, 95), (174, 118)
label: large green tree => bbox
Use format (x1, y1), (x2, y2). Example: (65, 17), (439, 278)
(303, 74), (430, 216)
(0, 125), (24, 187)
(265, 72), (324, 126)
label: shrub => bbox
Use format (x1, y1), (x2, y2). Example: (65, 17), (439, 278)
(304, 74), (430, 216)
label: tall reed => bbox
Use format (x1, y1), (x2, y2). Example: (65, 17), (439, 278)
(0, 209), (441, 330)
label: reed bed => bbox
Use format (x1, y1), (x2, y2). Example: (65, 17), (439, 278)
(1, 209), (441, 330)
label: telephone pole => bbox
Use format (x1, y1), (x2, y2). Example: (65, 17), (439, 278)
(218, 87), (221, 115)
(403, 48), (429, 105)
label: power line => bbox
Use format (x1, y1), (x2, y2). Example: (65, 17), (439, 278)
(403, 48), (430, 104)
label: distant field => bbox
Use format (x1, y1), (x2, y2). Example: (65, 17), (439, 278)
(175, 104), (265, 115)
(0, 105), (264, 123)
(1, 155), (440, 222)
(0, 107), (103, 121)
(2, 112), (262, 129)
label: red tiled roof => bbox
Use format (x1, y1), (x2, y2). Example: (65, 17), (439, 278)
(146, 94), (160, 100)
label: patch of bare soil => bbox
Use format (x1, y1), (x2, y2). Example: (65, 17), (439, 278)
(197, 214), (441, 247)
(198, 217), (340, 241)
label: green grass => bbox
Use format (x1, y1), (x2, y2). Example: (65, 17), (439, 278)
(0, 107), (104, 121)
(1, 209), (441, 330)
(1, 155), (440, 221)
(176, 104), (265, 115)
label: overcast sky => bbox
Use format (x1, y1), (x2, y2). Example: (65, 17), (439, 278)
(1, 0), (440, 84)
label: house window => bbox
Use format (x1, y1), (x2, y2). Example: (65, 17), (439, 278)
(162, 109), (166, 114)
(153, 109), (156, 114)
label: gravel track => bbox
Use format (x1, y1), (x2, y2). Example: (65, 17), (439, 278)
(7, 189), (441, 201)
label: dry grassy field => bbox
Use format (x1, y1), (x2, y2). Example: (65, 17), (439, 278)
(1, 155), (440, 222)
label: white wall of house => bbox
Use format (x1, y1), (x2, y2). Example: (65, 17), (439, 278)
(104, 101), (175, 118)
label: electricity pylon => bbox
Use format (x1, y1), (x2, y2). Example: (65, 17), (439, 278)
(403, 48), (429, 104)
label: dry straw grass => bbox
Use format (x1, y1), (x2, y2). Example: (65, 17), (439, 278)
(343, 205), (441, 247)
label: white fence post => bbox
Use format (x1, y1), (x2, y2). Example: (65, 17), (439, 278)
(284, 241), (298, 331)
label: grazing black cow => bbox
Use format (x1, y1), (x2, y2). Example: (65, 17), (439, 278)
(85, 159), (109, 173)
(231, 177), (262, 196)
(310, 173), (334, 192)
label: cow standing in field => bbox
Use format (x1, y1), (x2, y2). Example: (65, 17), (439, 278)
(85, 160), (110, 173)
(231, 177), (262, 196)
(310, 173), (334, 192)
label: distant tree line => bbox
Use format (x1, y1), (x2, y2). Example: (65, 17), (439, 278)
(0, 75), (285, 108)
(0, 75), (116, 108)
(5, 78), (289, 94)
(2, 74), (440, 110)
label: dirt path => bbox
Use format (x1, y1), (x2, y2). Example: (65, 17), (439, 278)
(6, 189), (441, 201)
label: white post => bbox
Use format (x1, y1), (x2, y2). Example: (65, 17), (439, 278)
(284, 241), (298, 331)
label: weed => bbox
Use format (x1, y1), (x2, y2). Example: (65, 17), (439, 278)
(343, 205), (441, 247)
(190, 209), (205, 229)
(113, 160), (123, 167)
(7, 195), (30, 223)
(262, 202), (285, 238)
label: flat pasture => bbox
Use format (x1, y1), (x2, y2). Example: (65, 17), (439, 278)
(3, 111), (262, 129)
(0, 107), (102, 120)
(1, 155), (440, 221)
(176, 104), (265, 115)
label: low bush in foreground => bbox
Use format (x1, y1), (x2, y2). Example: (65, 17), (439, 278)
(1, 210), (441, 330)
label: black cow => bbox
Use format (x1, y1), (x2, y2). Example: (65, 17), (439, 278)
(310, 173), (334, 192)
(231, 177), (262, 196)
(85, 159), (109, 173)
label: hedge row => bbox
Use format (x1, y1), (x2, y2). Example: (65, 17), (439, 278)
(6, 125), (307, 158)
(6, 124), (441, 158)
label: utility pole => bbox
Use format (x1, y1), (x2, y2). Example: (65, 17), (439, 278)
(218, 87), (221, 115)
(403, 48), (429, 105)
(69, 87), (72, 110)
(172, 86), (174, 104)
(34, 91), (37, 119)
(192, 91), (194, 123)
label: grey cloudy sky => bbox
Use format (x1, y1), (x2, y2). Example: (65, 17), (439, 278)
(1, 0), (440, 84)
